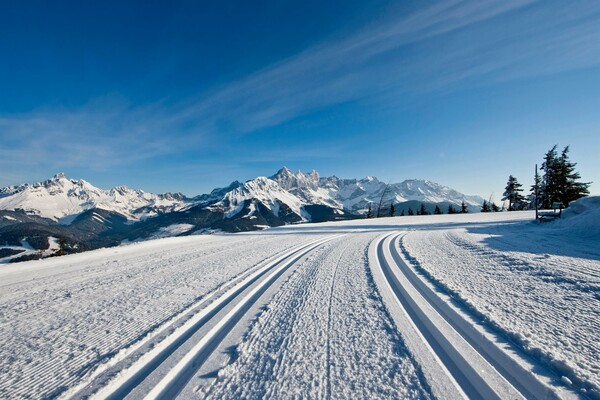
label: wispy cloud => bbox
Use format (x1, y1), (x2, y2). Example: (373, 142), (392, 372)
(2, 0), (599, 179)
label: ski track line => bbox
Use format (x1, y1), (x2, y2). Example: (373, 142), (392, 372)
(324, 239), (352, 400)
(82, 235), (339, 400)
(143, 235), (341, 400)
(400, 231), (594, 399)
(6, 238), (297, 400)
(372, 231), (582, 400)
(60, 235), (327, 400)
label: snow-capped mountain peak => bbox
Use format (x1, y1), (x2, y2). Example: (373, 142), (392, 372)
(211, 176), (308, 220)
(0, 173), (187, 223)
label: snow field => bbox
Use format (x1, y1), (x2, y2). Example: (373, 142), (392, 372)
(0, 233), (330, 400)
(0, 209), (597, 399)
(401, 225), (600, 398)
(206, 233), (433, 399)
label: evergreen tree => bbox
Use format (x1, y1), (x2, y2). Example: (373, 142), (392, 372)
(434, 205), (442, 215)
(539, 145), (591, 207)
(400, 209), (405, 217)
(419, 203), (429, 215)
(390, 203), (395, 217)
(408, 207), (414, 216)
(448, 204), (457, 214)
(502, 175), (526, 211)
(461, 200), (468, 213)
(481, 200), (491, 212)
(557, 146), (591, 206)
(366, 203), (372, 219)
(540, 145), (559, 208)
(491, 202), (501, 212)
(376, 183), (390, 218)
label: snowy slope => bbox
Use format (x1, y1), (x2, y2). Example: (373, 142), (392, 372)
(0, 209), (596, 399)
(0, 173), (187, 222)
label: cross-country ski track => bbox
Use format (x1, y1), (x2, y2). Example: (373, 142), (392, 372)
(1, 211), (597, 399)
(369, 232), (573, 400)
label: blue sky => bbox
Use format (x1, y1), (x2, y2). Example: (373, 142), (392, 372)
(1, 0), (599, 198)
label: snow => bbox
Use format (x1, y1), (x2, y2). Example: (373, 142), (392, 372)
(0, 237), (62, 264)
(547, 195), (600, 238)
(0, 207), (597, 399)
(0, 173), (186, 222)
(206, 234), (432, 399)
(1, 169), (485, 232)
(214, 176), (307, 220)
(401, 212), (599, 397)
(151, 223), (195, 239)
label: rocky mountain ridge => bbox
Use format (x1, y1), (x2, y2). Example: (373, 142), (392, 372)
(0, 168), (484, 262)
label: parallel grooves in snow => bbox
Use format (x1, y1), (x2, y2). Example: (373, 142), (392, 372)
(371, 232), (531, 400)
(82, 235), (338, 400)
(144, 235), (340, 400)
(388, 233), (564, 400)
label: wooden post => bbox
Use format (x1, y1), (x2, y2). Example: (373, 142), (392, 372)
(535, 164), (539, 221)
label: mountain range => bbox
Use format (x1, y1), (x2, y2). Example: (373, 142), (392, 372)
(0, 168), (484, 262)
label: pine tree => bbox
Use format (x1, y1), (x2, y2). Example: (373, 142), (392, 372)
(376, 183), (390, 218)
(461, 200), (468, 213)
(540, 145), (559, 208)
(539, 145), (591, 208)
(408, 207), (414, 216)
(434, 205), (442, 215)
(502, 175), (526, 211)
(400, 209), (405, 217)
(366, 203), (372, 219)
(557, 146), (591, 206)
(481, 200), (491, 212)
(491, 202), (501, 212)
(448, 204), (457, 214)
(390, 203), (395, 217)
(419, 203), (429, 215)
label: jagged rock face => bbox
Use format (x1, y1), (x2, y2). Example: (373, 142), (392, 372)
(271, 167), (320, 191)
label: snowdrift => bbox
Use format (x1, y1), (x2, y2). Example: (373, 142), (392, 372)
(550, 196), (600, 238)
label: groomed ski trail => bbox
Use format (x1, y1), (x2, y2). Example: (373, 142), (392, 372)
(206, 232), (433, 400)
(67, 235), (340, 399)
(369, 231), (578, 400)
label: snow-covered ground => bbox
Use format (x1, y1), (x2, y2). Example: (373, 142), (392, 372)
(0, 203), (598, 399)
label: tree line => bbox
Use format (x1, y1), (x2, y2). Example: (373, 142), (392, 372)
(501, 145), (590, 211)
(366, 200), (469, 218)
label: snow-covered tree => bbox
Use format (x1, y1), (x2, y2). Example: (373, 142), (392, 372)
(502, 175), (526, 211)
(461, 200), (468, 213)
